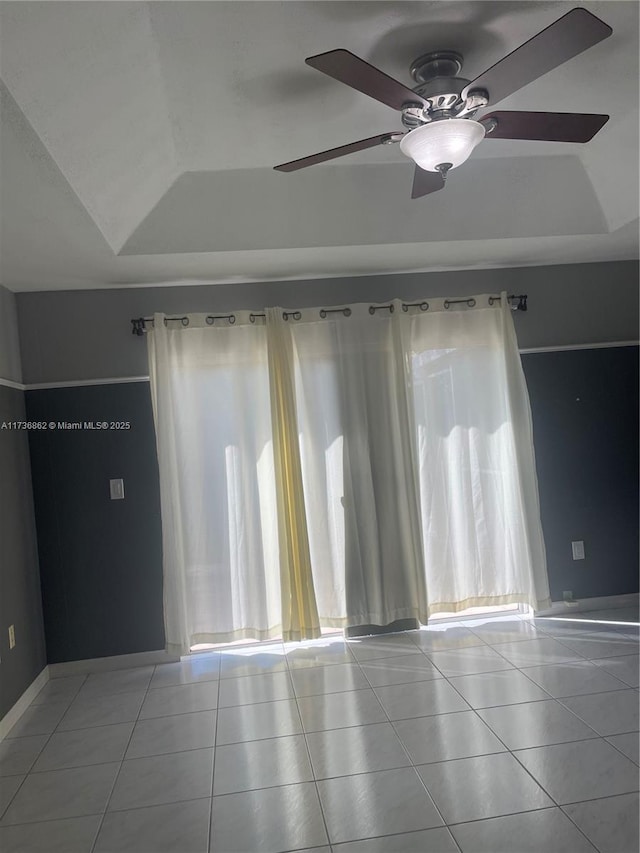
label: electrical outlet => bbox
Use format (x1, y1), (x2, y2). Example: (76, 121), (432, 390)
(8, 624), (15, 649)
(571, 540), (585, 560)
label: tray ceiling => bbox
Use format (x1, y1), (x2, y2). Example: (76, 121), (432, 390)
(1, 1), (637, 291)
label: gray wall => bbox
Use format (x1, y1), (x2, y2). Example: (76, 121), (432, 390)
(11, 261), (640, 663)
(0, 285), (47, 716)
(523, 346), (638, 602)
(26, 383), (164, 664)
(0, 283), (22, 384)
(16, 261), (639, 384)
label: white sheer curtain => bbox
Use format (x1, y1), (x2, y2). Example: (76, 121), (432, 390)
(148, 313), (282, 654)
(405, 295), (550, 614)
(148, 294), (550, 653)
(291, 307), (428, 629)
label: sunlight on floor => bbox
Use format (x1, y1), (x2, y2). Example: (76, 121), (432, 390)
(189, 606), (639, 657)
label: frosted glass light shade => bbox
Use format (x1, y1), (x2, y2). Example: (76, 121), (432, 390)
(400, 119), (485, 172)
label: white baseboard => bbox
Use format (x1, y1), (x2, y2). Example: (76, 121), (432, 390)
(1, 651), (179, 741)
(48, 649), (180, 678)
(537, 592), (639, 618)
(0, 666), (50, 742)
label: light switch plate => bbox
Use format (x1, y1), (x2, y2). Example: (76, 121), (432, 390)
(109, 478), (125, 500)
(571, 540), (585, 560)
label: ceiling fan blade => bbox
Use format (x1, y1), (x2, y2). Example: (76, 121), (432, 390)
(412, 167), (446, 199)
(482, 111), (609, 142)
(462, 8), (612, 106)
(306, 49), (425, 111)
(274, 133), (399, 172)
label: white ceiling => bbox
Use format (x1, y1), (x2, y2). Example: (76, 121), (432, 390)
(1, 0), (638, 292)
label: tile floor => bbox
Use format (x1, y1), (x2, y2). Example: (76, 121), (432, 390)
(0, 608), (638, 852)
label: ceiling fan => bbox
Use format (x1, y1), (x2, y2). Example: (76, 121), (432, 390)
(274, 7), (612, 198)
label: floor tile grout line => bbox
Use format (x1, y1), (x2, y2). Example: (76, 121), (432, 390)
(22, 737), (620, 791)
(480, 644), (632, 749)
(20, 697), (223, 771)
(206, 653), (222, 853)
(557, 789), (640, 808)
(283, 641), (335, 850)
(50, 685), (152, 735)
(474, 637), (591, 670)
(505, 729), (640, 837)
(349, 643), (461, 847)
(8, 705), (214, 739)
(585, 659), (640, 691)
(557, 804), (612, 852)
(362, 670), (635, 752)
(507, 661), (638, 697)
(537, 629), (635, 656)
(335, 824), (465, 851)
(3, 786), (636, 835)
(557, 790), (640, 853)
(0, 673), (90, 822)
(440, 802), (563, 828)
(426, 665), (585, 822)
(467, 675), (615, 747)
(510, 733), (640, 756)
(603, 734), (640, 766)
(147, 674), (220, 691)
(553, 689), (639, 739)
(87, 664), (157, 853)
(451, 804), (598, 853)
(0, 797), (216, 831)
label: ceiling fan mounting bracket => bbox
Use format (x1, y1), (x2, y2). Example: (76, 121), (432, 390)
(410, 50), (463, 84)
(381, 133), (405, 144)
(480, 117), (498, 134)
(456, 88), (490, 117)
(401, 102), (429, 129)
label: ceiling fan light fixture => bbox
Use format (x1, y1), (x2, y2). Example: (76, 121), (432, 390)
(399, 118), (486, 173)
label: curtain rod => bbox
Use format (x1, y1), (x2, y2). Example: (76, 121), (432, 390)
(131, 294), (528, 336)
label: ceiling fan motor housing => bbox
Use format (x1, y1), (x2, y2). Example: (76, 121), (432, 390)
(403, 51), (489, 128)
(411, 77), (469, 123)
